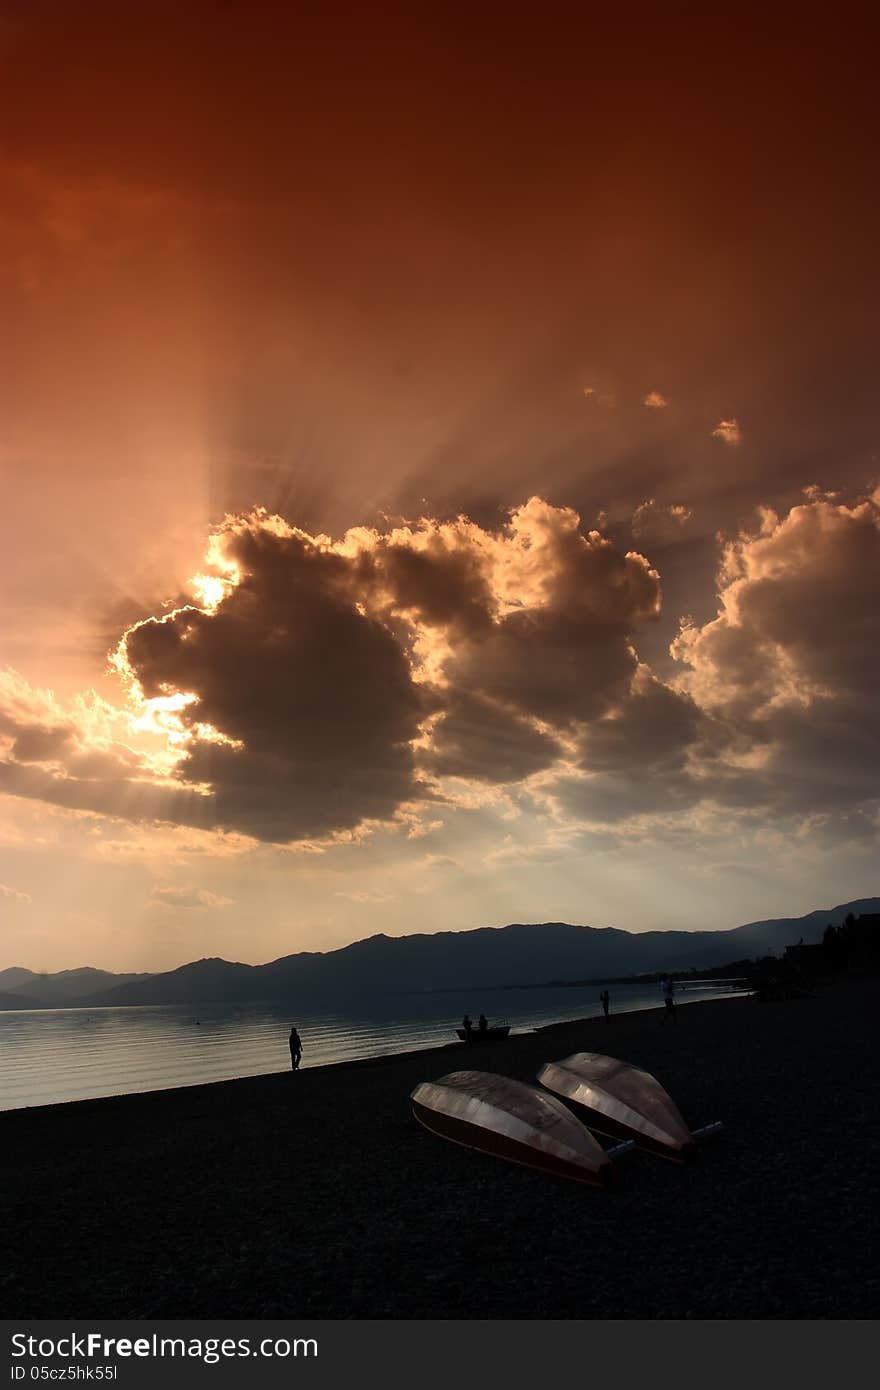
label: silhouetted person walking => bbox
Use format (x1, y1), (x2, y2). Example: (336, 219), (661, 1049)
(289, 1026), (302, 1069)
(661, 975), (676, 1024)
(600, 989), (610, 1021)
(478, 1013), (488, 1033)
(462, 1013), (473, 1036)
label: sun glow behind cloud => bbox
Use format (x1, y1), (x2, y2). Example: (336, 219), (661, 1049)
(2, 489), (878, 862)
(3, 4), (879, 970)
(2, 487), (879, 967)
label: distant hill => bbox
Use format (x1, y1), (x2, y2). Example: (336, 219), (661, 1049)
(0, 967), (154, 1007)
(0, 967), (38, 990)
(0, 990), (41, 1010)
(3, 898), (876, 1011)
(714, 903), (879, 955)
(83, 957), (255, 1007)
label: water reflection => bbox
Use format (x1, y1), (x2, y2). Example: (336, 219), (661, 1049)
(0, 980), (747, 1111)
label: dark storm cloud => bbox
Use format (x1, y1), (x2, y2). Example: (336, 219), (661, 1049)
(422, 692), (563, 785)
(671, 491), (880, 819)
(121, 519), (431, 841)
(0, 674), (74, 759)
(357, 532), (494, 638)
(0, 756), (209, 825)
(110, 500), (665, 835)
(672, 495), (880, 717)
(445, 607), (640, 728)
(0, 670), (154, 791)
(577, 669), (704, 776)
(550, 770), (702, 826)
(540, 492), (880, 830)
(117, 503), (662, 831)
(2, 492), (878, 844)
(4, 722), (73, 764)
(432, 501), (661, 729)
(547, 668), (709, 824)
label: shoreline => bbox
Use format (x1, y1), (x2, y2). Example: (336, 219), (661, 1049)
(3, 978), (877, 1318)
(1, 988), (747, 1119)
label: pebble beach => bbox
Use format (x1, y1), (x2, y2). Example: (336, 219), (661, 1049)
(2, 980), (877, 1319)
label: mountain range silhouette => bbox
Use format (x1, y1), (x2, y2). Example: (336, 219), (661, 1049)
(2, 897), (877, 1009)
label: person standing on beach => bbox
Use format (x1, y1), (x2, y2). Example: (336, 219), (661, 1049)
(600, 989), (610, 1022)
(289, 1026), (303, 1069)
(661, 975), (676, 1024)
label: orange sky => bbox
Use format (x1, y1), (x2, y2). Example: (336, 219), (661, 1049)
(1, 3), (878, 969)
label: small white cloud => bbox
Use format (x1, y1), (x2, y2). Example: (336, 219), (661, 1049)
(334, 890), (398, 904)
(150, 886), (233, 910)
(0, 882), (31, 904)
(803, 484), (840, 502)
(406, 818), (443, 840)
(712, 418), (741, 446)
(582, 386), (616, 407)
(631, 499), (693, 541)
(422, 853), (458, 869)
(643, 391), (668, 409)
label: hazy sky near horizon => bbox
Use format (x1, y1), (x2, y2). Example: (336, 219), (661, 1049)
(1, 3), (878, 970)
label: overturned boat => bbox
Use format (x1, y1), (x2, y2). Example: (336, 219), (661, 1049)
(411, 1070), (613, 1187)
(455, 1023), (511, 1042)
(537, 1053), (705, 1162)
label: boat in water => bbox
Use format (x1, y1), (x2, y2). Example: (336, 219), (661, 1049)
(537, 1052), (698, 1162)
(410, 1069), (613, 1186)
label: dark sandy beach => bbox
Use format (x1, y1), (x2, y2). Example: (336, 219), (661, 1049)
(2, 980), (877, 1319)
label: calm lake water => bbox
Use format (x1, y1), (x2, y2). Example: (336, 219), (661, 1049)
(0, 980), (747, 1111)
